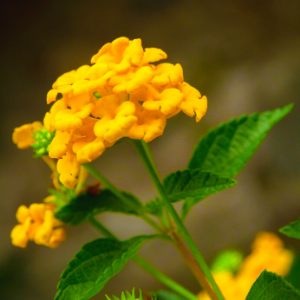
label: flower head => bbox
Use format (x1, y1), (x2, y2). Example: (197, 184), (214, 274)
(29, 37), (207, 189)
(11, 203), (66, 248)
(198, 232), (294, 300)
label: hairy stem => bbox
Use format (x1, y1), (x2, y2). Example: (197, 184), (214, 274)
(172, 232), (218, 300)
(130, 140), (224, 300)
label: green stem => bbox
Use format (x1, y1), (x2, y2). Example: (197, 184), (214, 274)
(135, 142), (172, 230)
(89, 216), (198, 300)
(83, 163), (163, 234)
(132, 256), (199, 300)
(89, 216), (117, 239)
(131, 140), (225, 300)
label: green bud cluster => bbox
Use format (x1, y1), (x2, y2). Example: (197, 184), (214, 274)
(31, 127), (56, 157)
(94, 91), (102, 99)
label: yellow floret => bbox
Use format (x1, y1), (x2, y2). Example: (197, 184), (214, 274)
(12, 121), (42, 149)
(11, 203), (66, 248)
(198, 232), (294, 300)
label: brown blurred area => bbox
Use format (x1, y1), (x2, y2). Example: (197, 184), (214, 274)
(1, 0), (300, 299)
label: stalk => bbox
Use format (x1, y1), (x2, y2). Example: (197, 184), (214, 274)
(130, 140), (224, 300)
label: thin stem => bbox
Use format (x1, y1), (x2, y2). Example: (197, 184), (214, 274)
(132, 256), (199, 300)
(172, 233), (218, 300)
(41, 156), (61, 191)
(83, 163), (163, 234)
(137, 142), (172, 230)
(74, 166), (89, 195)
(89, 216), (117, 239)
(89, 216), (198, 300)
(41, 155), (56, 173)
(131, 140), (225, 300)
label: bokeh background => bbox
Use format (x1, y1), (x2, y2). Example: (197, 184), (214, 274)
(1, 0), (300, 299)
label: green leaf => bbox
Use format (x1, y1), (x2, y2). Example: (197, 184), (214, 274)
(153, 290), (186, 300)
(163, 170), (236, 203)
(286, 255), (300, 290)
(246, 270), (300, 300)
(144, 197), (164, 217)
(279, 218), (300, 239)
(55, 190), (142, 225)
(188, 104), (293, 178)
(54, 235), (154, 300)
(162, 169), (236, 219)
(210, 250), (243, 274)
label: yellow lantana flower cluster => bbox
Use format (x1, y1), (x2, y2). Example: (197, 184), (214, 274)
(43, 37), (207, 189)
(11, 203), (66, 248)
(198, 232), (294, 300)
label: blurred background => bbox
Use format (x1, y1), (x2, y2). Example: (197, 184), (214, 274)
(1, 0), (300, 299)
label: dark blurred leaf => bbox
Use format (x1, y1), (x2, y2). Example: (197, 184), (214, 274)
(286, 255), (300, 290)
(188, 104), (293, 178)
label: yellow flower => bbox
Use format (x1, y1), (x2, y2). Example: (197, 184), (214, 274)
(11, 203), (66, 248)
(45, 37), (207, 189)
(56, 145), (80, 190)
(198, 232), (294, 300)
(12, 121), (42, 149)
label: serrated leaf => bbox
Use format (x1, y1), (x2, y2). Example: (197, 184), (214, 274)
(246, 270), (300, 300)
(55, 235), (154, 300)
(279, 218), (300, 239)
(55, 190), (142, 225)
(188, 104), (293, 178)
(162, 170), (236, 219)
(163, 170), (236, 203)
(144, 197), (164, 217)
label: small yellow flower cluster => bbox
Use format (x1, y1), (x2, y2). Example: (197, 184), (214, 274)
(198, 232), (294, 300)
(43, 37), (207, 189)
(11, 203), (66, 248)
(12, 121), (42, 149)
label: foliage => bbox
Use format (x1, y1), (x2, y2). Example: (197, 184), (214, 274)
(246, 270), (300, 300)
(280, 218), (300, 240)
(55, 236), (155, 300)
(188, 104), (293, 178)
(55, 189), (142, 225)
(210, 250), (243, 273)
(285, 255), (300, 290)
